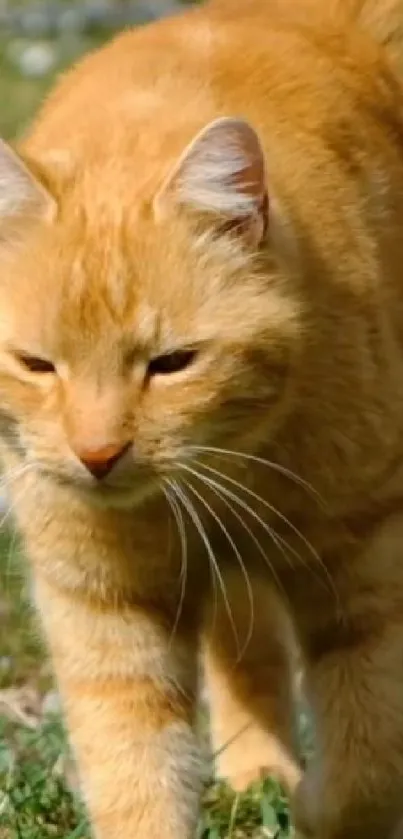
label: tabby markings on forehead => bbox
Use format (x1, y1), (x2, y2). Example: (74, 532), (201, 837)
(69, 253), (130, 318)
(135, 301), (158, 345)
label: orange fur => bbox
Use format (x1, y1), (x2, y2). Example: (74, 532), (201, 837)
(2, 1), (403, 837)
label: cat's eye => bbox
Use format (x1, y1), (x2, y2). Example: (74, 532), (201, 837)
(147, 349), (197, 377)
(16, 353), (56, 374)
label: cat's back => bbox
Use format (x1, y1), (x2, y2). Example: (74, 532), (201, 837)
(21, 0), (403, 301)
(23, 0), (401, 164)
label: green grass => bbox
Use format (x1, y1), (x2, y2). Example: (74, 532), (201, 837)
(0, 30), (107, 140)
(0, 716), (87, 839)
(0, 714), (290, 839)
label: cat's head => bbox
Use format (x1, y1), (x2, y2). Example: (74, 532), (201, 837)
(0, 118), (301, 508)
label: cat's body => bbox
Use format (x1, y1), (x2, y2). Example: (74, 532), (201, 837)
(2, 0), (403, 836)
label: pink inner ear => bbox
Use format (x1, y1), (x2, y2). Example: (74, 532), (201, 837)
(261, 191), (269, 239)
(0, 139), (56, 223)
(154, 117), (268, 228)
(218, 191), (269, 241)
(233, 128), (266, 202)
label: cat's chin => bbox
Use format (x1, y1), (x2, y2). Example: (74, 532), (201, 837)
(35, 464), (160, 510)
(77, 480), (158, 511)
(36, 469), (158, 511)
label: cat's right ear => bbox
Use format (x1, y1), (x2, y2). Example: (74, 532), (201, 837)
(154, 117), (268, 247)
(0, 139), (56, 227)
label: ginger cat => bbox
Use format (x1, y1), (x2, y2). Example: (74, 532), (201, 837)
(3, 0), (403, 836)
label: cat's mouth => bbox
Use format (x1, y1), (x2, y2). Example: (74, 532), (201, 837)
(34, 462), (160, 509)
(83, 477), (159, 509)
(83, 483), (157, 510)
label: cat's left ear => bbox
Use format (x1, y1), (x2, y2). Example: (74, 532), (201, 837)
(154, 117), (268, 247)
(0, 139), (56, 226)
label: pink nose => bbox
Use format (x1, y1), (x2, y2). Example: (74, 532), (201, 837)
(76, 442), (130, 480)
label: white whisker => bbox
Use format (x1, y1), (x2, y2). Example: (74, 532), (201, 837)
(0, 473), (34, 597)
(195, 460), (326, 564)
(162, 481), (188, 645)
(181, 461), (289, 604)
(181, 460), (339, 606)
(170, 478), (240, 657)
(182, 475), (254, 663)
(0, 464), (33, 532)
(0, 462), (33, 496)
(187, 445), (325, 508)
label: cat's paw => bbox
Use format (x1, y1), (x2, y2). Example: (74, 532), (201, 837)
(227, 765), (271, 792)
(227, 761), (302, 794)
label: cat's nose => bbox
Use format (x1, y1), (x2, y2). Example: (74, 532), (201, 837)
(76, 442), (131, 480)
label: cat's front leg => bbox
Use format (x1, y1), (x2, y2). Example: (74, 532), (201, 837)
(204, 566), (301, 794)
(34, 576), (204, 839)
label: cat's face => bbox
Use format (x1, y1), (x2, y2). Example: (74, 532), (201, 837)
(0, 120), (300, 508)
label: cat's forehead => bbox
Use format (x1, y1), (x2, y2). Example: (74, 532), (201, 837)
(68, 252), (160, 341)
(1, 173), (263, 360)
(51, 199), (210, 313)
(6, 217), (196, 353)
